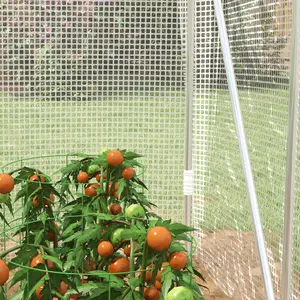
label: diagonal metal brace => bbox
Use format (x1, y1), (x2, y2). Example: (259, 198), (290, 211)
(213, 0), (275, 299)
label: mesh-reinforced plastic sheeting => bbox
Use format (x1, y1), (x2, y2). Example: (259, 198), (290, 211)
(0, 1), (187, 240)
(193, 0), (292, 299)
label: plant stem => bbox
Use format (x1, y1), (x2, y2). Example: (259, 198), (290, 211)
(139, 239), (148, 295)
(129, 219), (135, 280)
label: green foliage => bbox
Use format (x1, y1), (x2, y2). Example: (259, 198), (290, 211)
(0, 149), (204, 299)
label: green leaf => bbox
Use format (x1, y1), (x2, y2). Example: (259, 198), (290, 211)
(76, 225), (102, 246)
(192, 268), (206, 283)
(90, 157), (107, 167)
(62, 231), (82, 243)
(129, 277), (140, 290)
(9, 267), (29, 288)
(179, 273), (202, 295)
(167, 223), (195, 235)
(74, 247), (85, 268)
(121, 227), (146, 241)
(4, 198), (13, 215)
(9, 245), (37, 270)
(124, 152), (143, 160)
(34, 230), (44, 245)
(87, 271), (124, 289)
(9, 290), (23, 300)
(62, 222), (80, 236)
(132, 177), (148, 190)
(40, 212), (48, 225)
(132, 291), (143, 300)
(168, 241), (186, 253)
(59, 161), (81, 175)
(0, 211), (9, 227)
(174, 233), (193, 243)
(14, 188), (26, 202)
(162, 271), (175, 299)
(42, 255), (63, 270)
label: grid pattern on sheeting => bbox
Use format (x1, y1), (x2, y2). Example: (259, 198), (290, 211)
(193, 0), (291, 299)
(0, 0), (187, 249)
(292, 3), (300, 299)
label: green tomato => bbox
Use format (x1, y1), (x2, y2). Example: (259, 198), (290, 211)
(0, 194), (9, 204)
(110, 228), (125, 246)
(125, 204), (145, 219)
(87, 164), (101, 176)
(166, 287), (194, 300)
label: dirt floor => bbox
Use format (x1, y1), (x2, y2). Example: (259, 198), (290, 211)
(196, 229), (282, 300)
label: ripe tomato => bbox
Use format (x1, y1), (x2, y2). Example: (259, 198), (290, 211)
(144, 286), (160, 300)
(109, 203), (122, 215)
(85, 183), (100, 197)
(145, 264), (155, 282)
(0, 259), (9, 286)
(96, 173), (107, 182)
(108, 257), (130, 277)
(146, 227), (172, 252)
(77, 171), (89, 183)
(47, 259), (55, 269)
(108, 182), (118, 195)
(35, 284), (44, 300)
(84, 259), (96, 272)
(106, 150), (124, 167)
(97, 241), (114, 258)
(30, 254), (45, 268)
(121, 167), (134, 180)
(29, 174), (45, 182)
(32, 195), (39, 207)
(169, 252), (188, 270)
(47, 223), (59, 242)
(44, 194), (55, 206)
(0, 174), (14, 194)
(166, 286), (194, 300)
(59, 281), (68, 296)
(123, 242), (138, 257)
(70, 294), (82, 300)
(154, 280), (162, 291)
(155, 262), (169, 282)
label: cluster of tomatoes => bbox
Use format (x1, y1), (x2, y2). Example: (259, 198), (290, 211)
(0, 149), (203, 299)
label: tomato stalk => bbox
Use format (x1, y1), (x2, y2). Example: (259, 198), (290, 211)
(139, 239), (148, 295)
(129, 219), (135, 279)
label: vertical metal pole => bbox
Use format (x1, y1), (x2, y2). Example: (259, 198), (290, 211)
(280, 1), (300, 299)
(213, 1), (274, 299)
(184, 0), (195, 236)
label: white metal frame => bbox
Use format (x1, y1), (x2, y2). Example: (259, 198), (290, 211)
(281, 0), (300, 299)
(213, 0), (275, 299)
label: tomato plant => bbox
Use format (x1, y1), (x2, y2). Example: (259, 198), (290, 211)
(0, 149), (205, 299)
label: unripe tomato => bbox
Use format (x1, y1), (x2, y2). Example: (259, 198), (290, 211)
(110, 228), (124, 246)
(166, 286), (194, 300)
(125, 204), (145, 219)
(87, 164), (101, 176)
